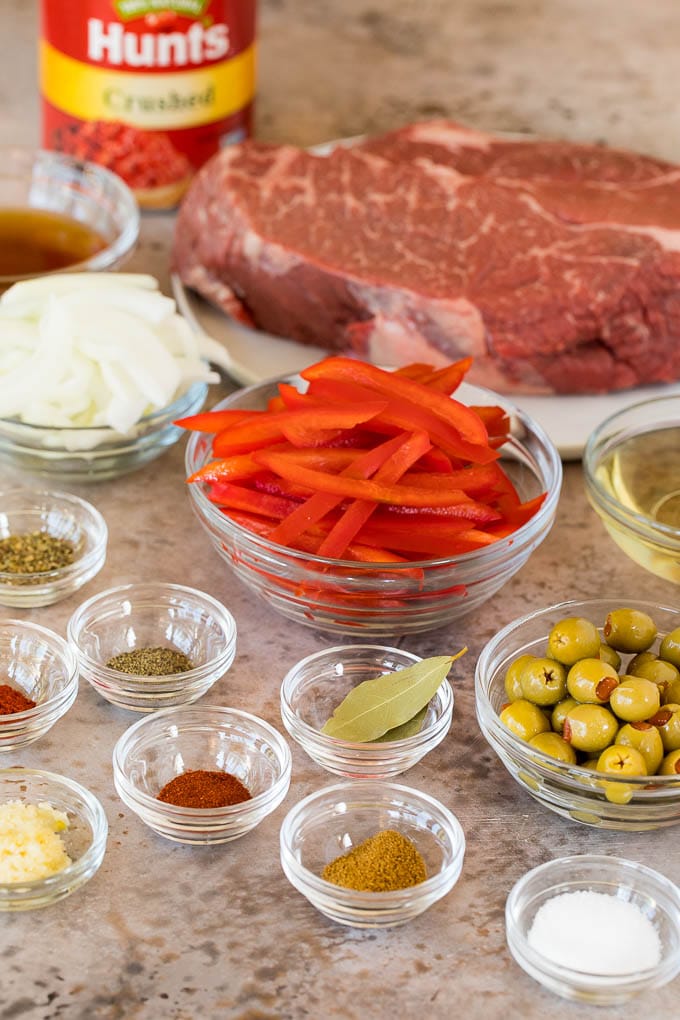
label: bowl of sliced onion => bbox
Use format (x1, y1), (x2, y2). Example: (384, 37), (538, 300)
(0, 272), (224, 482)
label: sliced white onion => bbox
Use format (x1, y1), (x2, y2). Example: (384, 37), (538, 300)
(0, 273), (220, 433)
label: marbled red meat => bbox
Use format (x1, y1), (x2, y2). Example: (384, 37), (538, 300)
(172, 124), (680, 394)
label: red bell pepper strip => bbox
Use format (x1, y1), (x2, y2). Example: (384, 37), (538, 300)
(399, 462), (508, 498)
(175, 408), (260, 433)
(317, 431), (432, 558)
(355, 517), (498, 556)
(306, 375), (497, 464)
(212, 401), (388, 456)
(393, 363), (437, 381)
(226, 510), (411, 564)
(253, 449), (479, 507)
(267, 433), (417, 548)
(301, 356), (490, 448)
(415, 358), (473, 394)
(486, 494), (547, 534)
(303, 376), (498, 465)
(207, 483), (301, 520)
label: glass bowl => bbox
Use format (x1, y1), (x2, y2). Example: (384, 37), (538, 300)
(475, 597), (680, 831)
(0, 380), (207, 483)
(584, 393), (680, 584)
(279, 780), (465, 928)
(185, 376), (562, 636)
(0, 768), (108, 911)
(280, 644), (453, 778)
(0, 620), (78, 751)
(112, 705), (292, 844)
(0, 488), (107, 608)
(506, 854), (680, 1005)
(67, 582), (237, 713)
(0, 147), (138, 291)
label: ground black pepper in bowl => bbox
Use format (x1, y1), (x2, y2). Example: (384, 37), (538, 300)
(105, 647), (194, 676)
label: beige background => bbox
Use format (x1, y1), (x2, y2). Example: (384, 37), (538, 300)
(1, 3), (680, 1019)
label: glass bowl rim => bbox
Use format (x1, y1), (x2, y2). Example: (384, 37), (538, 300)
(112, 704), (293, 816)
(185, 373), (563, 571)
(475, 595), (680, 792)
(279, 778), (466, 902)
(0, 380), (208, 440)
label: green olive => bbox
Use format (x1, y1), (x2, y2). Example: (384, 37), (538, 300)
(609, 676), (661, 722)
(499, 699), (551, 742)
(563, 704), (619, 753)
(657, 703), (680, 752)
(547, 616), (601, 665)
(660, 749), (680, 776)
(519, 657), (567, 706)
(579, 757), (601, 771)
(663, 678), (680, 706)
(504, 654), (536, 702)
(599, 643), (622, 671)
(566, 658), (619, 704)
(629, 658), (679, 693)
(528, 731), (577, 764)
(603, 608), (658, 653)
(596, 744), (647, 777)
(660, 628), (680, 670)
(616, 722), (664, 774)
(627, 651), (658, 674)
(551, 697), (579, 734)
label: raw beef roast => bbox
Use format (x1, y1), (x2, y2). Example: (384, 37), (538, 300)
(172, 124), (680, 394)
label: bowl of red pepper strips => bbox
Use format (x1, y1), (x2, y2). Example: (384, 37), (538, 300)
(182, 357), (562, 636)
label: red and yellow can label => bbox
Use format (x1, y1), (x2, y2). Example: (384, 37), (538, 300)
(40, 1), (257, 207)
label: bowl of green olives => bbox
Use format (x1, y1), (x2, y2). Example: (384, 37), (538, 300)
(475, 598), (680, 830)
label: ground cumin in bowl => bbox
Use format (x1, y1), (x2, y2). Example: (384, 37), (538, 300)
(279, 780), (465, 928)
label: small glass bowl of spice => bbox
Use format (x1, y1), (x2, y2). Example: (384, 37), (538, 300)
(0, 767), (108, 911)
(0, 488), (107, 608)
(279, 780), (466, 928)
(112, 705), (292, 844)
(67, 582), (237, 712)
(0, 619), (79, 751)
(505, 854), (680, 1005)
(280, 645), (456, 779)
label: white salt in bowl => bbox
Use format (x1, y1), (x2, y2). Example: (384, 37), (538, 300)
(505, 854), (680, 1005)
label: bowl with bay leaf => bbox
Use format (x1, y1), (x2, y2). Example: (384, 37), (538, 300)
(279, 645), (459, 778)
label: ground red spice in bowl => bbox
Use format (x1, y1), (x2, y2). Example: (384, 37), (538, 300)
(0, 683), (37, 714)
(156, 770), (251, 809)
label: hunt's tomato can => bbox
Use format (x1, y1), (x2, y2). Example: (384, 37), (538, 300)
(40, 1), (257, 208)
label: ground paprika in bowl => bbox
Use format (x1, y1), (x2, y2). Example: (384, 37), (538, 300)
(113, 705), (292, 845)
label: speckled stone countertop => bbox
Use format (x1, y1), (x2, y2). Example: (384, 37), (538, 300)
(2, 2), (680, 1018)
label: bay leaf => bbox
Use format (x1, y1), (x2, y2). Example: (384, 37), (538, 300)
(374, 705), (429, 743)
(321, 649), (465, 742)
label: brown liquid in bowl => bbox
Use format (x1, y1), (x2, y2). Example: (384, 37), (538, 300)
(0, 207), (107, 277)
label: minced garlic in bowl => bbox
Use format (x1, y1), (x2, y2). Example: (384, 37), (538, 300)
(0, 799), (71, 883)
